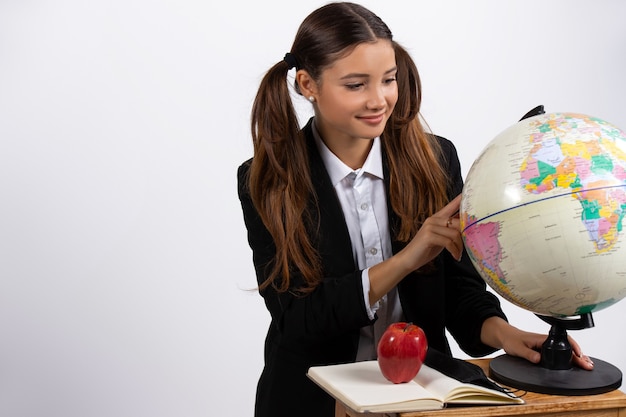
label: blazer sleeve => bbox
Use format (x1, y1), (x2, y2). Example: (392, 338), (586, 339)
(437, 136), (508, 357)
(237, 160), (374, 350)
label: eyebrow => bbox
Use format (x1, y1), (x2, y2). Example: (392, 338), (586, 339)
(339, 66), (398, 80)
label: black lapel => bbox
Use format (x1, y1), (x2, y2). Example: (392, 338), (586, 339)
(381, 150), (404, 255)
(303, 121), (356, 276)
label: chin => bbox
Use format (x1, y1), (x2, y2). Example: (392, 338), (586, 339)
(364, 127), (386, 139)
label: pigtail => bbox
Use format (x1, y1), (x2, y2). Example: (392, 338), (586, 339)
(249, 60), (321, 293)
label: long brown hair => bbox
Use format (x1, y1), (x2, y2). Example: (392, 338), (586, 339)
(248, 2), (448, 293)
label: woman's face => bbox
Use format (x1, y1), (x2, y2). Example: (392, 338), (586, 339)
(311, 40), (398, 147)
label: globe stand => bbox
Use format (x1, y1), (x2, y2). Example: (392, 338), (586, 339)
(489, 313), (623, 395)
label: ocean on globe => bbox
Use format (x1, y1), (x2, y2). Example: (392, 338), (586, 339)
(460, 112), (626, 318)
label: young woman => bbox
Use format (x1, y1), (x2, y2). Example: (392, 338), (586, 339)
(237, 3), (593, 416)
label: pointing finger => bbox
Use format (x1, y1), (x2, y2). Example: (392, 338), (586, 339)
(437, 194), (461, 219)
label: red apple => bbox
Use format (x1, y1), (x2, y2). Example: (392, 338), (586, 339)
(377, 322), (428, 384)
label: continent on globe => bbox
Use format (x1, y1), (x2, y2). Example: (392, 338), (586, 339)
(520, 114), (626, 253)
(461, 112), (626, 317)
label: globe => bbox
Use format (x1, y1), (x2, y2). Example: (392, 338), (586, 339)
(460, 111), (626, 318)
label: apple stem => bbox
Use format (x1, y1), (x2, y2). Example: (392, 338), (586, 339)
(404, 322), (413, 332)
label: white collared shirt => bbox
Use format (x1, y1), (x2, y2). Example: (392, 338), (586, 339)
(312, 122), (404, 361)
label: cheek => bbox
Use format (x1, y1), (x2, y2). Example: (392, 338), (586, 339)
(319, 101), (345, 119)
(386, 85), (399, 106)
(387, 92), (399, 111)
(322, 95), (359, 115)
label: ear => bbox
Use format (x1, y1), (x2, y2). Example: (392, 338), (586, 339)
(295, 69), (318, 100)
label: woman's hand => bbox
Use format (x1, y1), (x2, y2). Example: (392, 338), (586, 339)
(399, 194), (464, 272)
(481, 316), (594, 370)
(368, 194), (463, 304)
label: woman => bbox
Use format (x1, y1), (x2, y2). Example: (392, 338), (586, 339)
(237, 3), (593, 416)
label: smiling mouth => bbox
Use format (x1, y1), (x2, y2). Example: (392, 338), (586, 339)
(358, 114), (385, 124)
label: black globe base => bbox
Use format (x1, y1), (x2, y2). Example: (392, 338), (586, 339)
(489, 313), (622, 395)
(489, 354), (622, 396)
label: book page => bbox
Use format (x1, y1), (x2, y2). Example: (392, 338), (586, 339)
(308, 360), (523, 413)
(307, 361), (445, 412)
(415, 365), (523, 404)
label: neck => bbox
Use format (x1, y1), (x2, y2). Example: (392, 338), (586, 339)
(326, 137), (373, 170)
(314, 122), (375, 169)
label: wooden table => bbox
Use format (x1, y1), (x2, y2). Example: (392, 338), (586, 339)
(334, 359), (626, 417)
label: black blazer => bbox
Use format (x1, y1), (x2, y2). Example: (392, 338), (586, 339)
(237, 119), (506, 417)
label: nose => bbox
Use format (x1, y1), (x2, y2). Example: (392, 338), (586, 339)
(366, 86), (386, 110)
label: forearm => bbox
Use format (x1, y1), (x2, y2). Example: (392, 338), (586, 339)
(480, 316), (512, 349)
(367, 250), (414, 305)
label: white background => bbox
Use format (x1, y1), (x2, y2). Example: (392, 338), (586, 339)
(1, 1), (625, 416)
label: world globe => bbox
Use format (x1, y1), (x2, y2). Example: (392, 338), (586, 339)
(460, 111), (626, 319)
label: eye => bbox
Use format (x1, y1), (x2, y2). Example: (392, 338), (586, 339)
(384, 76), (397, 85)
(345, 83), (365, 90)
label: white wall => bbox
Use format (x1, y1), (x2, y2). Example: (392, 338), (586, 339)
(1, 1), (625, 416)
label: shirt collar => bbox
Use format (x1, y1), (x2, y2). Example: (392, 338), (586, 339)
(312, 120), (384, 187)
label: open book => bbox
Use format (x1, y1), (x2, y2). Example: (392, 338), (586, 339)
(307, 360), (524, 413)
